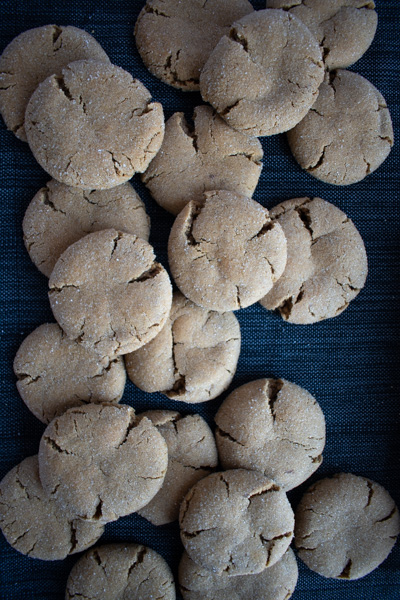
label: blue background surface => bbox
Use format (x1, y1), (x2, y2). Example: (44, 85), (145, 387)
(0, 1), (399, 598)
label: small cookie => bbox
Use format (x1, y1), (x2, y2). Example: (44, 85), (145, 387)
(0, 25), (109, 141)
(266, 0), (378, 70)
(23, 180), (150, 277)
(38, 404), (168, 524)
(125, 292), (241, 403)
(168, 191), (287, 312)
(200, 9), (324, 136)
(65, 543), (175, 600)
(142, 105), (262, 215)
(287, 70), (393, 185)
(260, 197), (368, 324)
(25, 60), (164, 189)
(179, 548), (298, 600)
(0, 456), (104, 560)
(135, 0), (254, 91)
(215, 379), (325, 491)
(295, 473), (400, 579)
(13, 323), (126, 424)
(179, 469), (294, 575)
(49, 229), (172, 359)
(137, 411), (218, 525)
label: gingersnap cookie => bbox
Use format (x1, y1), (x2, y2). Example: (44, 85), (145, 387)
(0, 25), (110, 141)
(215, 379), (325, 491)
(179, 469), (294, 575)
(136, 411), (218, 525)
(260, 197), (368, 324)
(287, 70), (393, 185)
(49, 229), (172, 359)
(168, 191), (287, 312)
(0, 456), (104, 560)
(266, 0), (378, 70)
(38, 404), (168, 524)
(125, 292), (241, 403)
(25, 60), (164, 189)
(179, 548), (298, 600)
(295, 473), (400, 580)
(65, 543), (175, 600)
(23, 180), (150, 278)
(14, 323), (126, 424)
(200, 9), (324, 137)
(142, 105), (262, 215)
(135, 0), (254, 91)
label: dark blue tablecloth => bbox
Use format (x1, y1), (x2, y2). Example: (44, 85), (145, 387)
(0, 1), (399, 598)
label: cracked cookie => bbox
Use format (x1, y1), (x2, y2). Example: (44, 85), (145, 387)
(200, 9), (324, 137)
(38, 404), (168, 524)
(179, 547), (298, 600)
(0, 25), (110, 141)
(136, 411), (218, 525)
(14, 323), (126, 424)
(0, 455), (104, 560)
(135, 0), (254, 91)
(25, 59), (164, 189)
(142, 105), (263, 215)
(65, 543), (175, 600)
(23, 179), (150, 277)
(168, 191), (287, 312)
(125, 291), (241, 403)
(179, 469), (294, 575)
(295, 473), (400, 579)
(48, 229), (172, 358)
(287, 70), (393, 185)
(215, 378), (325, 491)
(266, 0), (378, 70)
(259, 197), (368, 324)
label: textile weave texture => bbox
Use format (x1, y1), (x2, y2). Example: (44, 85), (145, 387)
(0, 1), (399, 598)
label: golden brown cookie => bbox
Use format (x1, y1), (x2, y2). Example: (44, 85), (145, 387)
(125, 292), (241, 403)
(25, 60), (164, 189)
(23, 180), (150, 277)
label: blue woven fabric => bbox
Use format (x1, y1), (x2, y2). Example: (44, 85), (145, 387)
(0, 1), (399, 598)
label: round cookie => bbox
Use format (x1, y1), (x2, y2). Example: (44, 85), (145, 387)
(23, 180), (150, 277)
(125, 292), (241, 403)
(0, 456), (104, 560)
(142, 105), (262, 215)
(135, 0), (254, 91)
(200, 9), (324, 137)
(48, 229), (172, 359)
(260, 197), (368, 324)
(266, 0), (378, 70)
(14, 323), (126, 424)
(38, 404), (168, 524)
(65, 543), (175, 600)
(25, 60), (164, 189)
(215, 379), (325, 491)
(179, 469), (294, 576)
(179, 548), (298, 600)
(287, 70), (393, 185)
(168, 191), (287, 312)
(0, 25), (110, 141)
(137, 411), (218, 525)
(295, 473), (400, 579)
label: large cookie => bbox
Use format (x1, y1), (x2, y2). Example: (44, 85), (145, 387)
(200, 9), (324, 136)
(49, 229), (172, 359)
(295, 473), (400, 579)
(23, 180), (150, 277)
(25, 60), (164, 189)
(260, 197), (368, 324)
(125, 292), (241, 403)
(135, 0), (253, 91)
(0, 25), (109, 141)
